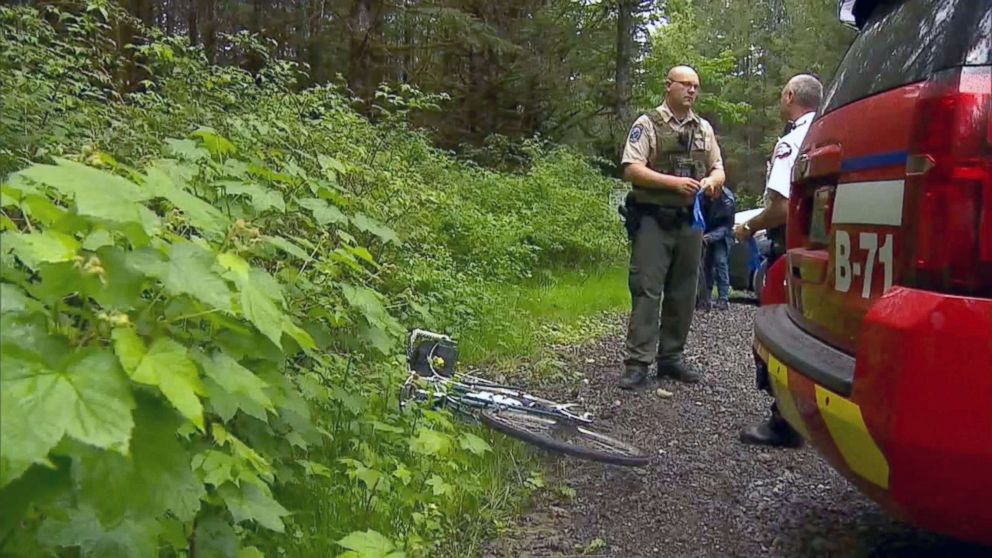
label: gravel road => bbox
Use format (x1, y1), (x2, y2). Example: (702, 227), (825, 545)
(483, 301), (992, 558)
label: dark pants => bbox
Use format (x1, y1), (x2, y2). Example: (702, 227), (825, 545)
(753, 250), (790, 428)
(625, 214), (703, 366)
(704, 240), (730, 302)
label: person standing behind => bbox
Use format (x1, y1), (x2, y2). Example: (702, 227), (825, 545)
(733, 73), (823, 446)
(618, 65), (726, 390)
(701, 186), (736, 311)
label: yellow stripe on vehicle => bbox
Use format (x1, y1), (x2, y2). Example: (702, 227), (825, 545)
(767, 354), (810, 440)
(815, 385), (890, 489)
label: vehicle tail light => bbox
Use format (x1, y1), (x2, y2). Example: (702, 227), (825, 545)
(905, 66), (992, 296)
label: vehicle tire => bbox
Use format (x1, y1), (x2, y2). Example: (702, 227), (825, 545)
(479, 407), (650, 467)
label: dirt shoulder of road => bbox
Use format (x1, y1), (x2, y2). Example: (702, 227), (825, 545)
(481, 304), (989, 558)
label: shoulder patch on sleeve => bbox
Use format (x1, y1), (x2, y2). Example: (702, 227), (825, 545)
(629, 124), (644, 144)
(775, 142), (793, 159)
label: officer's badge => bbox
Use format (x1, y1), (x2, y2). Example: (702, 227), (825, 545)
(629, 125), (644, 144)
(775, 142), (793, 159)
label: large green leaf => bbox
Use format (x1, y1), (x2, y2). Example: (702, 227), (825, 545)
(317, 154), (347, 177)
(135, 242), (233, 312)
(0, 458), (71, 542)
(426, 474), (453, 497)
(360, 323), (395, 355)
(74, 397), (205, 523)
(38, 506), (159, 558)
(1, 230), (80, 270)
(144, 165), (229, 236)
(220, 181), (285, 213)
(165, 138), (209, 162)
(88, 246), (145, 310)
(21, 193), (69, 227)
(1, 331), (134, 487)
(192, 127), (237, 159)
(111, 327), (146, 377)
(459, 432), (493, 455)
(192, 450), (237, 488)
(262, 235), (311, 261)
(340, 284), (391, 327)
(218, 253), (308, 349)
(299, 198), (347, 226)
(200, 351), (273, 422)
(211, 424), (274, 481)
(132, 338), (205, 430)
(238, 279), (286, 349)
(0, 282), (36, 314)
(81, 229), (114, 251)
(193, 514), (240, 558)
(337, 529), (405, 558)
(409, 428), (451, 457)
(17, 159), (160, 235)
(351, 213), (399, 244)
(219, 482), (289, 533)
(30, 262), (84, 305)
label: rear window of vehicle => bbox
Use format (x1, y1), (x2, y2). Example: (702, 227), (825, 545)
(821, 0), (992, 114)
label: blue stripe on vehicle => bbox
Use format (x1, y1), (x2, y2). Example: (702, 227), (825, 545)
(840, 150), (909, 172)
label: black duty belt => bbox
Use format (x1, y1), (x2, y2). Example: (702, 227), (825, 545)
(635, 201), (693, 229)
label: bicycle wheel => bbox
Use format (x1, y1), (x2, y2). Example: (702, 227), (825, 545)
(479, 407), (650, 467)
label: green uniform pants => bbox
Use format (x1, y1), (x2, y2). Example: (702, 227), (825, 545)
(625, 214), (703, 366)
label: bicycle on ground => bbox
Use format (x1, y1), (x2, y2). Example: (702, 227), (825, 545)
(400, 329), (650, 467)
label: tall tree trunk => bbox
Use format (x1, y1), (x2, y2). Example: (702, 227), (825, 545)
(307, 0), (326, 85)
(243, 0), (267, 75)
(128, 0), (154, 26)
(200, 0), (217, 63)
(187, 0), (198, 46)
(614, 0), (635, 125)
(347, 0), (381, 101)
(401, 0), (412, 83)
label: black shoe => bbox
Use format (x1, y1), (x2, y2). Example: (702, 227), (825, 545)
(619, 364), (648, 390)
(657, 361), (701, 383)
(714, 299), (730, 311)
(739, 418), (803, 448)
(695, 299), (711, 312)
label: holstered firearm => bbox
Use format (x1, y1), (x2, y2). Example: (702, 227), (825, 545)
(619, 192), (693, 240)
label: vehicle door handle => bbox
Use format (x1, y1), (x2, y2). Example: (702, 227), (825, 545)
(798, 144), (842, 180)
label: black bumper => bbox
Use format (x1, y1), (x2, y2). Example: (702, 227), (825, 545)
(753, 305), (855, 396)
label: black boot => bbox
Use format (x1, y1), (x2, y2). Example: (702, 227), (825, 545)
(740, 412), (803, 448)
(657, 360), (702, 384)
(619, 363), (648, 390)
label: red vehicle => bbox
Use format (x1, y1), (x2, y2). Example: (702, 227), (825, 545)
(753, 0), (992, 546)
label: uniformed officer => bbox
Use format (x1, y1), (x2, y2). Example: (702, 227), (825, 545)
(618, 65), (726, 389)
(734, 73), (823, 446)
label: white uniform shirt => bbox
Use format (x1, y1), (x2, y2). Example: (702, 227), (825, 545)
(765, 111), (815, 200)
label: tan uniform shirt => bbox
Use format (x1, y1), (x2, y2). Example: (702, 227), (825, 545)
(621, 103), (724, 173)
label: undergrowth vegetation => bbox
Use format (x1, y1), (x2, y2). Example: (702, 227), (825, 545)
(0, 4), (625, 557)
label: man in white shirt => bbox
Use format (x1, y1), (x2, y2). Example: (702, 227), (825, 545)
(734, 74), (823, 447)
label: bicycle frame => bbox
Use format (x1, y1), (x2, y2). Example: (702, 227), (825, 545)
(402, 366), (594, 424)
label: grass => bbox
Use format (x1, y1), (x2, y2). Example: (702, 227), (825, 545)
(457, 265), (630, 369)
(262, 265), (630, 558)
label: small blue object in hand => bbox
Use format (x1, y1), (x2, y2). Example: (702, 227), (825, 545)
(692, 190), (706, 231)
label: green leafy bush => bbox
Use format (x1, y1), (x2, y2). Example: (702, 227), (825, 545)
(0, 4), (624, 557)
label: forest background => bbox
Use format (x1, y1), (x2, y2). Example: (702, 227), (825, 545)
(7, 0), (854, 192)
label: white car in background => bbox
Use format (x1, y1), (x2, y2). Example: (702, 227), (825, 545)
(728, 208), (770, 296)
